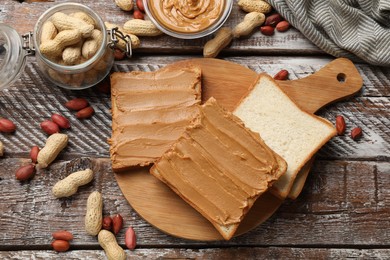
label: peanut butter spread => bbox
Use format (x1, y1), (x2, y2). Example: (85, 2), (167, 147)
(109, 66), (201, 171)
(150, 98), (287, 227)
(149, 0), (225, 33)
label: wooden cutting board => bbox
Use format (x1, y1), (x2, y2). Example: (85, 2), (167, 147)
(115, 58), (363, 241)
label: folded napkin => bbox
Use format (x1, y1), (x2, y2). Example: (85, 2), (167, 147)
(268, 0), (390, 66)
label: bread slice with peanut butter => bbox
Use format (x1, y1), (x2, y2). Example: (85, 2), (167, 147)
(150, 98), (287, 240)
(109, 65), (201, 172)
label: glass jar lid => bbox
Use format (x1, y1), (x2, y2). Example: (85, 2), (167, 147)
(0, 24), (28, 90)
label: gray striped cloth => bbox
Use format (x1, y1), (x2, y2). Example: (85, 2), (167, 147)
(268, 0), (390, 66)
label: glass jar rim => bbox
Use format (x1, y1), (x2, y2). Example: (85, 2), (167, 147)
(143, 0), (233, 39)
(0, 24), (27, 90)
(33, 2), (108, 73)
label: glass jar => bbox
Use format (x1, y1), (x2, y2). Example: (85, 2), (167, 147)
(143, 0), (233, 39)
(0, 3), (131, 90)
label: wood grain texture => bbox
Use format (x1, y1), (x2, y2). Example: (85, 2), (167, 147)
(0, 0), (322, 55)
(1, 248), (390, 259)
(1, 158), (389, 247)
(0, 0), (388, 256)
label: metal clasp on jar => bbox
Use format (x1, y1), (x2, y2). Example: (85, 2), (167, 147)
(107, 27), (132, 58)
(22, 32), (36, 56)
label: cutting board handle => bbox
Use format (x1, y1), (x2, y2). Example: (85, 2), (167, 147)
(276, 58), (363, 113)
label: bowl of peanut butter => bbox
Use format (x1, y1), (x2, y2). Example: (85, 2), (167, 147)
(143, 0), (233, 39)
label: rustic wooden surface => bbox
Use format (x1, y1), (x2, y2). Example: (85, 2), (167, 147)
(1, 0), (389, 259)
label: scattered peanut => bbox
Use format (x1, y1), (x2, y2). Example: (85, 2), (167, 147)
(232, 12), (265, 38)
(238, 0), (272, 14)
(52, 169), (94, 198)
(65, 98), (89, 111)
(260, 25), (275, 36)
(115, 0), (134, 11)
(336, 115), (346, 135)
(102, 216), (113, 231)
(51, 114), (71, 129)
(203, 27), (233, 58)
(52, 230), (74, 241)
(133, 10), (144, 20)
(15, 164), (36, 181)
(265, 13), (283, 27)
(76, 106), (95, 119)
(0, 118), (16, 133)
(51, 239), (70, 252)
(112, 214), (123, 235)
(41, 21), (58, 42)
(82, 29), (103, 59)
(125, 226), (136, 250)
(351, 127), (362, 140)
(40, 120), (60, 135)
(98, 230), (126, 260)
(37, 133), (68, 168)
(136, 0), (145, 12)
(276, 20), (291, 32)
(85, 191), (103, 236)
(123, 19), (163, 37)
(51, 12), (94, 38)
(30, 146), (40, 163)
(273, 69), (289, 80)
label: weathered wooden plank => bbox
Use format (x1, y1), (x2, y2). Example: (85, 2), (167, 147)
(16, 55), (390, 98)
(1, 56), (388, 160)
(0, 158), (388, 247)
(1, 248), (390, 260)
(0, 0), (387, 255)
(0, 0), (322, 54)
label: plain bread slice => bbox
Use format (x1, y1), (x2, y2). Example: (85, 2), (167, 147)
(233, 74), (337, 199)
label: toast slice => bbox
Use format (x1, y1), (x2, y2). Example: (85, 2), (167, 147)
(150, 98), (287, 240)
(109, 66), (201, 172)
(233, 73), (337, 199)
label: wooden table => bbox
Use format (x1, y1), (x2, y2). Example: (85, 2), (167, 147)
(1, 1), (389, 259)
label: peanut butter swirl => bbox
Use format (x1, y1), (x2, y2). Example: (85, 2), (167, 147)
(149, 0), (225, 33)
(151, 98), (287, 226)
